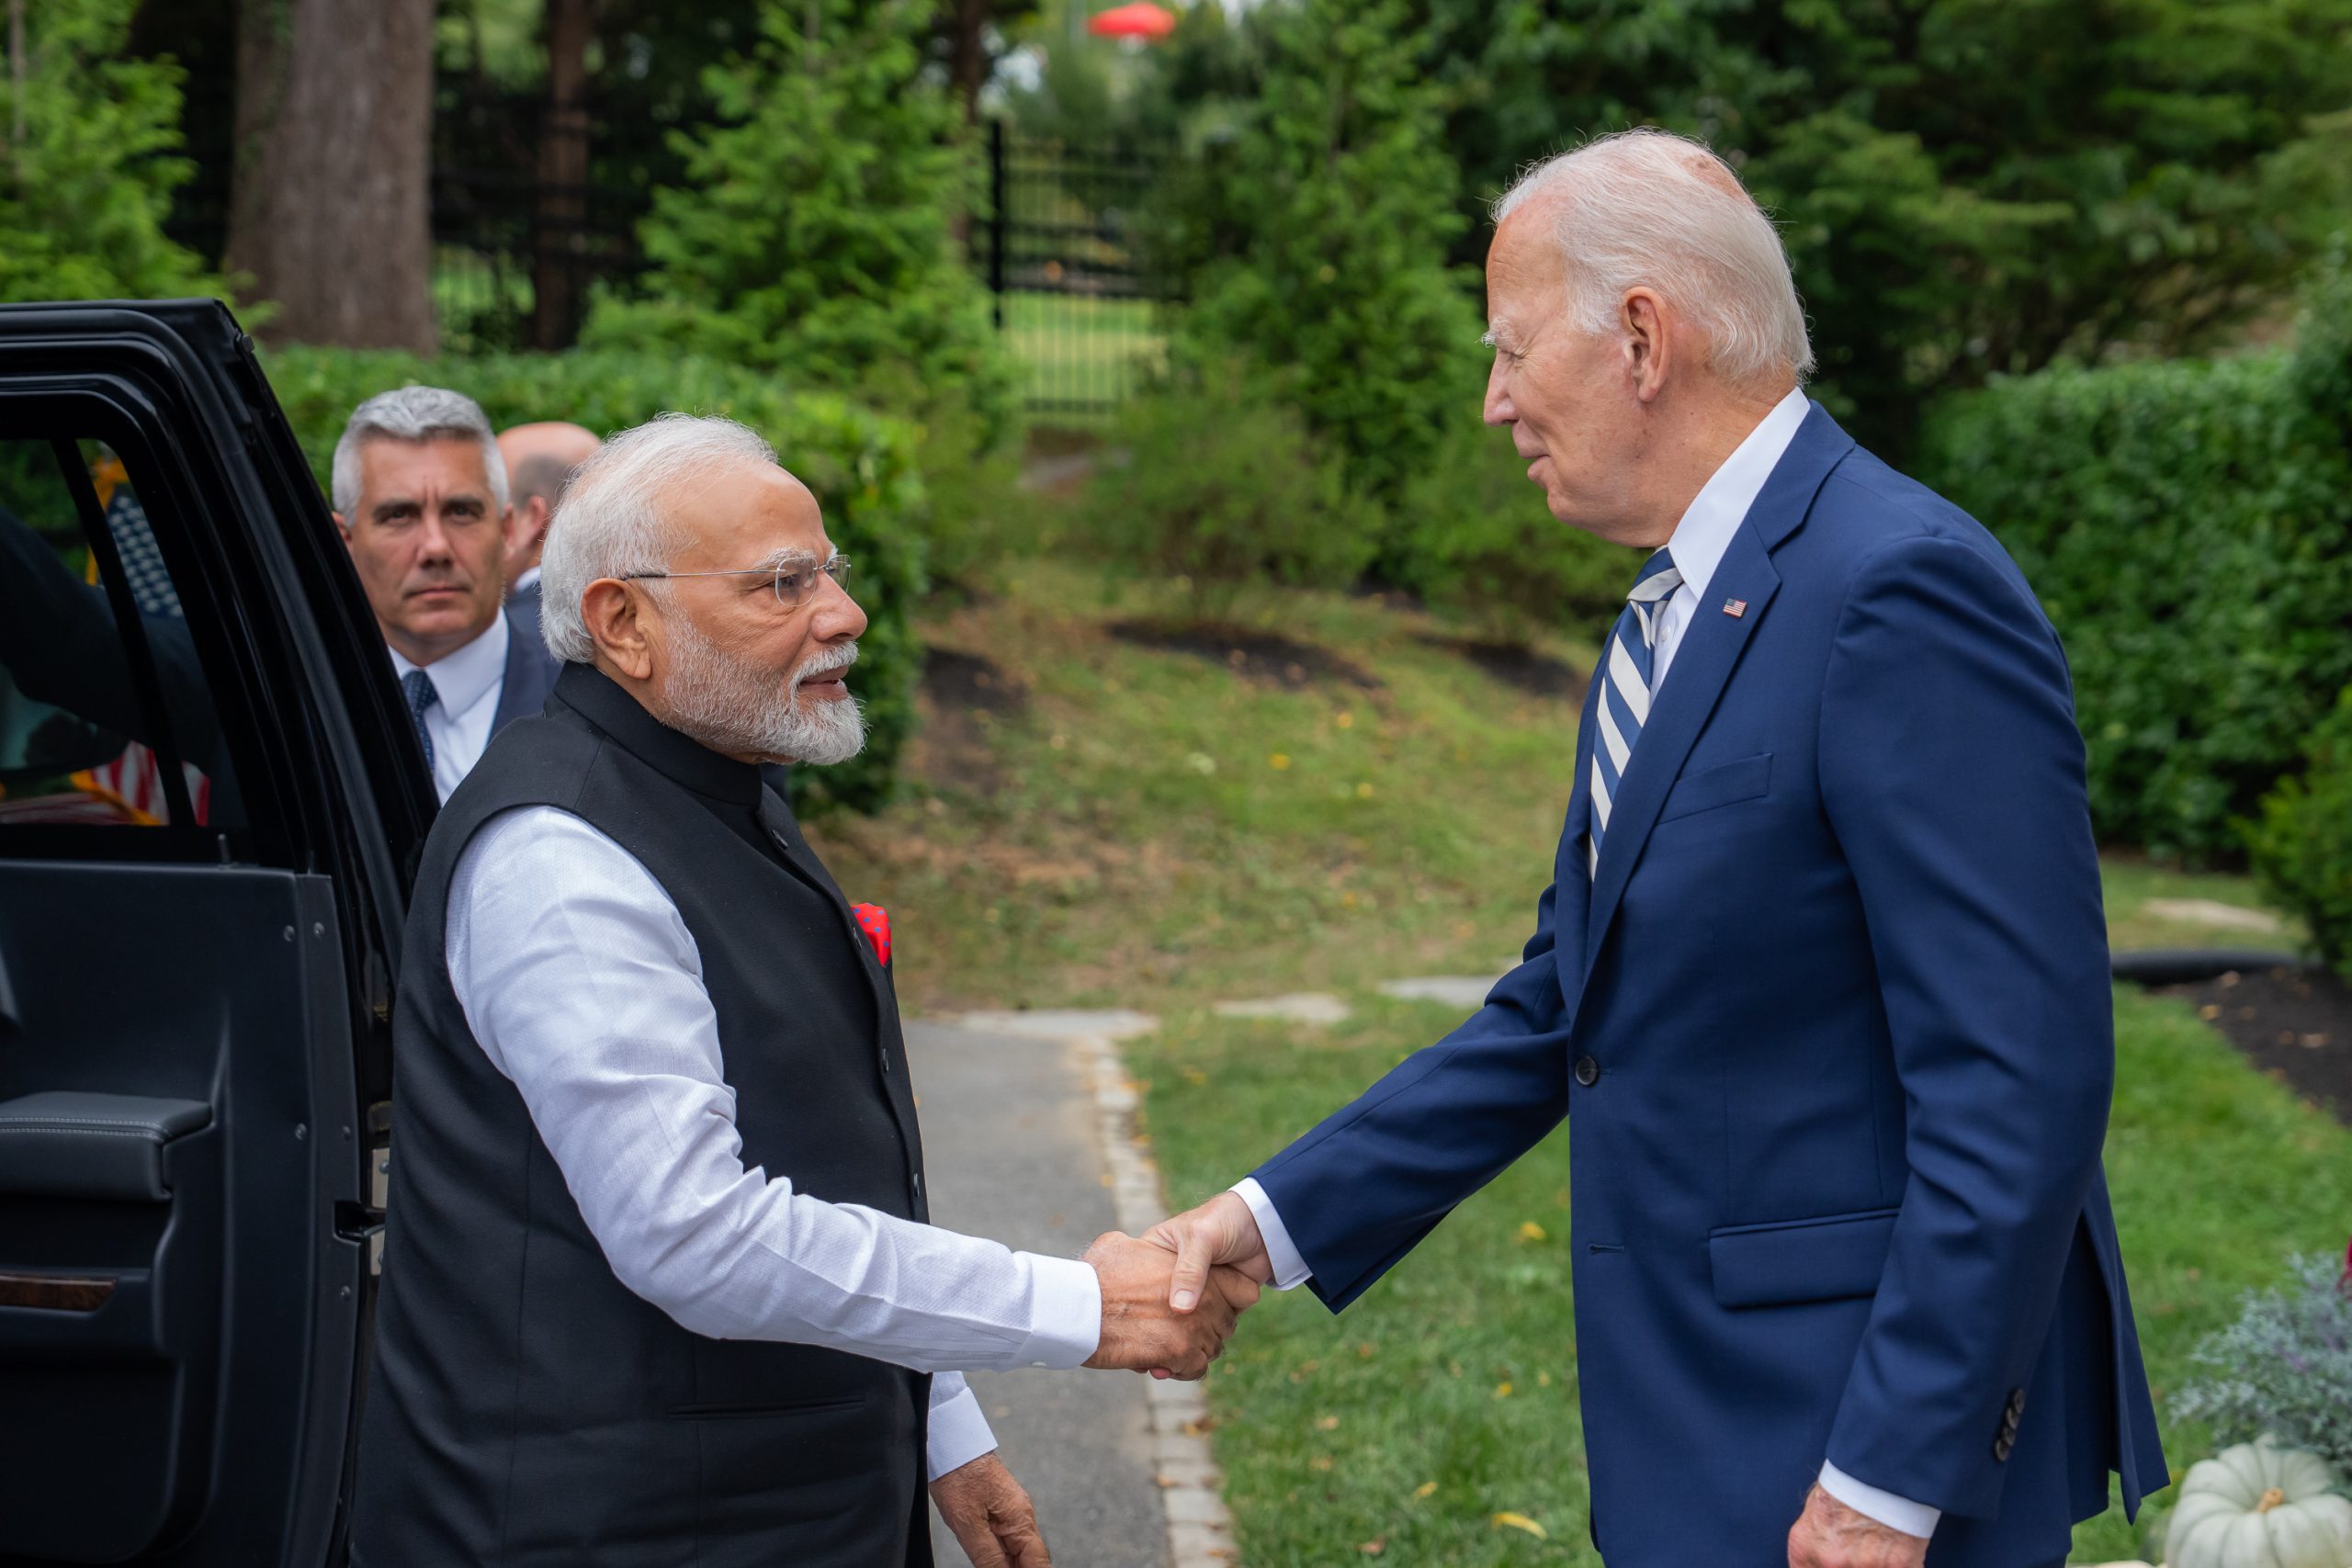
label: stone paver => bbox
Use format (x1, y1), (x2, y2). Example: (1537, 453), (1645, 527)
(955, 1008), (1163, 1041)
(2141, 897), (2282, 933)
(1379, 974), (1507, 1008)
(1211, 992), (1351, 1025)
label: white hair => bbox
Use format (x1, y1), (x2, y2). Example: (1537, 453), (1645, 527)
(330, 385), (510, 515)
(537, 412), (779, 665)
(1492, 129), (1814, 387)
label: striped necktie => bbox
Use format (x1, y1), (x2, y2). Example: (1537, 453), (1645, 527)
(1589, 547), (1684, 874)
(401, 668), (440, 773)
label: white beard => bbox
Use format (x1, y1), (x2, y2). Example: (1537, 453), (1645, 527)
(660, 615), (866, 766)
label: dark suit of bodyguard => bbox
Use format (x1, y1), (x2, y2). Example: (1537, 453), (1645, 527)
(1164, 132), (2169, 1566)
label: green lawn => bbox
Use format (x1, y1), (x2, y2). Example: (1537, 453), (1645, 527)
(803, 566), (2337, 1562)
(999, 292), (1169, 416)
(1133, 990), (2352, 1565)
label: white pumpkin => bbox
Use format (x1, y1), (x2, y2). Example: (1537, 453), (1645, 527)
(2164, 1439), (2352, 1568)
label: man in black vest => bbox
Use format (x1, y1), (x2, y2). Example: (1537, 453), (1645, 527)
(352, 413), (1255, 1567)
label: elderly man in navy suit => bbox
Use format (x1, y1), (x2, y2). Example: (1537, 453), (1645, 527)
(495, 419), (601, 652)
(1147, 130), (2168, 1567)
(334, 387), (560, 801)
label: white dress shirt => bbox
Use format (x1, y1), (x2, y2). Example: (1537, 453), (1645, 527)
(513, 564), (542, 594)
(1231, 388), (1940, 1541)
(388, 609), (512, 803)
(447, 804), (1104, 1482)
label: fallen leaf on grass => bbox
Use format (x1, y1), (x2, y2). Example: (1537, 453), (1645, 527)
(1492, 1511), (1547, 1540)
(1517, 1222), (1548, 1243)
(1316, 1415), (1340, 1430)
(1357, 1538), (1385, 1555)
(1412, 1482), (1438, 1500)
(1494, 1382), (1514, 1398)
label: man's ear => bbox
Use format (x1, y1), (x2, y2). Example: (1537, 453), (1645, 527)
(333, 511), (353, 546)
(503, 498), (544, 559)
(580, 577), (655, 682)
(1621, 288), (1671, 403)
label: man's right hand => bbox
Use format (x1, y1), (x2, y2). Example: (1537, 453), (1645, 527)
(1144, 1190), (1275, 1309)
(1080, 1231), (1258, 1379)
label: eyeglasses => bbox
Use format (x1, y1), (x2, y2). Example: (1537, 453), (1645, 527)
(619, 551), (852, 610)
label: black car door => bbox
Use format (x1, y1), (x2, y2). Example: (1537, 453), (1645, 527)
(0, 301), (434, 1565)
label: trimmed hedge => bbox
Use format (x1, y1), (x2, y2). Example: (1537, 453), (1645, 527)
(1918, 268), (2352, 862)
(260, 345), (928, 814)
(2249, 685), (2352, 981)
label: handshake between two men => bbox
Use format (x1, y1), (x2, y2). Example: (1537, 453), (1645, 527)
(1077, 1208), (1270, 1378)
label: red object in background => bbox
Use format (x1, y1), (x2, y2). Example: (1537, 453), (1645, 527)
(1088, 2), (1177, 40)
(852, 903), (892, 969)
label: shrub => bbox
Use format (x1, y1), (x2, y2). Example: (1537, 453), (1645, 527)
(2248, 686), (2352, 980)
(1082, 364), (1372, 625)
(582, 0), (1016, 445)
(260, 344), (928, 815)
(1396, 419), (1635, 649)
(1145, 0), (1486, 509)
(1917, 265), (2352, 863)
(0, 0), (225, 305)
(2171, 1252), (2352, 1473)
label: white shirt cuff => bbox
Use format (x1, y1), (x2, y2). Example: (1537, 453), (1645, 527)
(925, 1371), (999, 1481)
(1818, 1460), (1939, 1540)
(1014, 1251), (1102, 1368)
(1231, 1178), (1313, 1290)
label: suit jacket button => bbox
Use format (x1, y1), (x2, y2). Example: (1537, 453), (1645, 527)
(1574, 1056), (1600, 1088)
(2007, 1388), (2027, 1416)
(1993, 1433), (2013, 1462)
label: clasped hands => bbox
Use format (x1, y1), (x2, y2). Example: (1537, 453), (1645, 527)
(1080, 1190), (1274, 1378)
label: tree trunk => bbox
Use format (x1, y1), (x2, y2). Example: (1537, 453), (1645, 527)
(946, 0), (990, 124)
(532, 0), (594, 351)
(225, 0), (437, 353)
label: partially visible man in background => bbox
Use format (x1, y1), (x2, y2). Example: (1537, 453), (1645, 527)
(334, 388), (560, 801)
(495, 419), (600, 651)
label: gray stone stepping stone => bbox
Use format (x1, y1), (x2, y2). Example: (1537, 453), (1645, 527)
(951, 1008), (1162, 1042)
(2142, 897), (2281, 933)
(1380, 975), (1507, 1009)
(1211, 992), (1351, 1025)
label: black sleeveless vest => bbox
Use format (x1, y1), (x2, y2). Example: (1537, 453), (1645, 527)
(352, 665), (933, 1567)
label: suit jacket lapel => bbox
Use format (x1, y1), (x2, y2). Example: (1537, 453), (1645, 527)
(1550, 669), (1601, 1005)
(1577, 404), (1854, 987)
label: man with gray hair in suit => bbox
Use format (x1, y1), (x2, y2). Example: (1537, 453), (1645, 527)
(334, 386), (560, 800)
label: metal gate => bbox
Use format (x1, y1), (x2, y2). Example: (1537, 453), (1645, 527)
(983, 121), (1174, 419)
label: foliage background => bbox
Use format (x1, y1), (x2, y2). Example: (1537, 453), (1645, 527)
(582, 0), (1017, 444)
(261, 344), (929, 813)
(1918, 262), (2352, 862)
(0, 0), (224, 305)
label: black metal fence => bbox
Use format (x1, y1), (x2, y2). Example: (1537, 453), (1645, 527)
(984, 121), (1176, 419)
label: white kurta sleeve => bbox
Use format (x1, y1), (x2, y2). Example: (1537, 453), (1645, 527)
(446, 806), (1102, 1373)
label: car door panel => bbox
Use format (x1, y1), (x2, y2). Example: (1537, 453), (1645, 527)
(0, 302), (432, 1567)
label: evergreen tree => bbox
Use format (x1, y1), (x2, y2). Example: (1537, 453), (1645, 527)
(1152, 0), (1485, 506)
(0, 0), (222, 303)
(585, 0), (1015, 438)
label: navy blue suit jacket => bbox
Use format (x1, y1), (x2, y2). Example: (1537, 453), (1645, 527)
(489, 613), (560, 738)
(1252, 407), (2167, 1565)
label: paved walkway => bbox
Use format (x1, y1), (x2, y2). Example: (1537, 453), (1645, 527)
(907, 1020), (1178, 1568)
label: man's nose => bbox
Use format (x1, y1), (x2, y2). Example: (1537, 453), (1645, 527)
(1483, 358), (1514, 426)
(812, 571), (868, 642)
(415, 512), (457, 562)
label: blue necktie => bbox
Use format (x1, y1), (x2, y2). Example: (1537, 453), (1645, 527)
(1589, 547), (1684, 874)
(401, 669), (440, 773)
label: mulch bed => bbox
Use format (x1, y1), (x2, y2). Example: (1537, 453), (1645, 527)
(1415, 632), (1589, 701)
(1107, 619), (1383, 692)
(2154, 964), (2352, 1125)
(912, 646), (1029, 796)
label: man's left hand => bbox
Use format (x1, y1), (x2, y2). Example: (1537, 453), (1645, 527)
(932, 1452), (1050, 1567)
(1787, 1483), (1928, 1568)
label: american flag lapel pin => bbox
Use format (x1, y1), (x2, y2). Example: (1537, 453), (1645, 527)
(1723, 598), (1748, 618)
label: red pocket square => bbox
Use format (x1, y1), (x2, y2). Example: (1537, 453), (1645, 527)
(851, 903), (892, 968)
